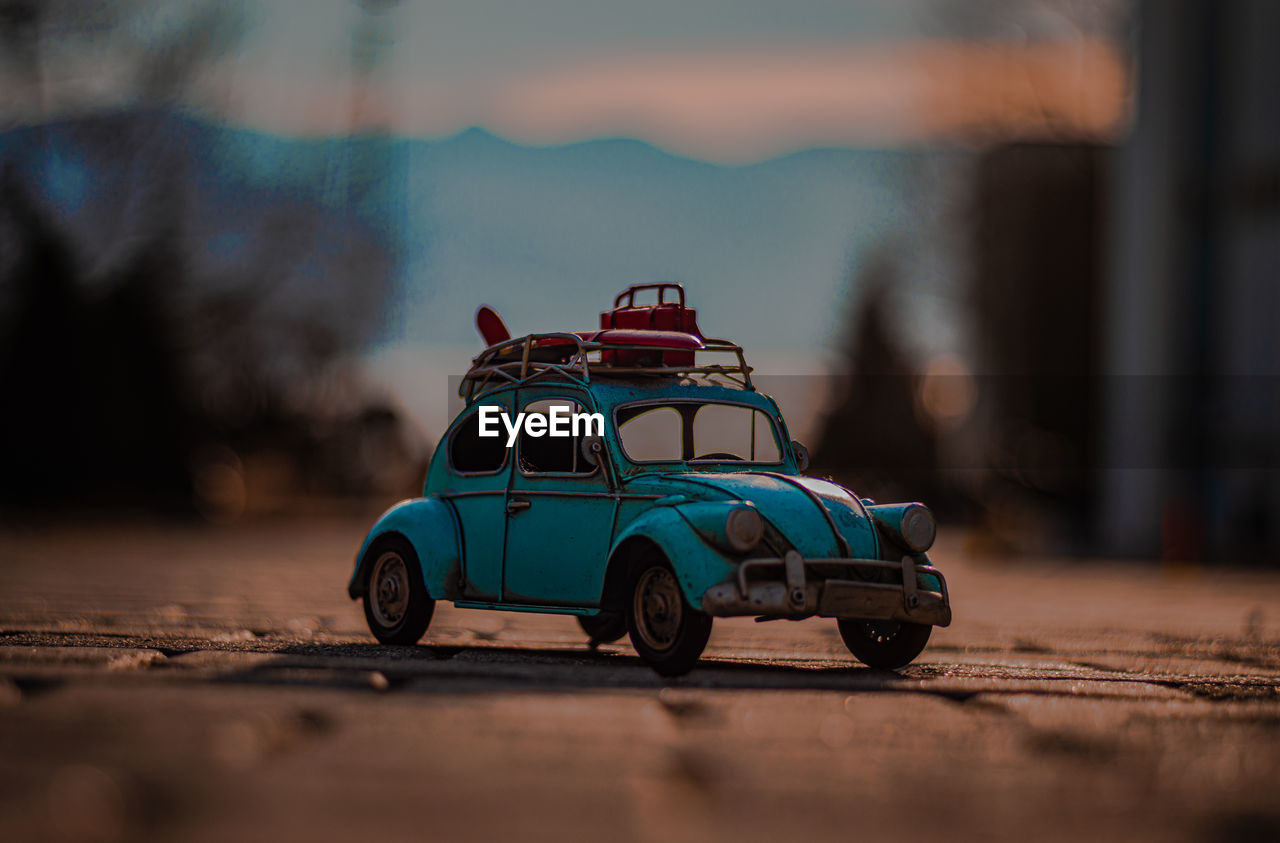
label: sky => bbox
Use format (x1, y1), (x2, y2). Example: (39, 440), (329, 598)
(6, 0), (1129, 163)
(0, 0), (1131, 436)
(210, 0), (1128, 161)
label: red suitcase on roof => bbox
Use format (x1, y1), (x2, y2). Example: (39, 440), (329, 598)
(600, 283), (704, 366)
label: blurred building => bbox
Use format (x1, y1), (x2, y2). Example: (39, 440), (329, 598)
(1100, 0), (1280, 561)
(949, 0), (1278, 562)
(970, 143), (1106, 552)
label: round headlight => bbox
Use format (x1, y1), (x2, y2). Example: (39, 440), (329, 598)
(900, 504), (936, 552)
(725, 506), (764, 553)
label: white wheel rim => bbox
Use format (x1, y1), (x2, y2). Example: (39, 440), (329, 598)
(370, 551), (409, 628)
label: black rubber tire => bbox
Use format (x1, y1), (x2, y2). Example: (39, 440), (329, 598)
(837, 618), (931, 670)
(577, 612), (628, 646)
(626, 553), (712, 677)
(361, 535), (435, 645)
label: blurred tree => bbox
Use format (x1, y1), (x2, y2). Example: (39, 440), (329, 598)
(0, 164), (91, 506)
(812, 249), (942, 506)
(0, 1), (420, 514)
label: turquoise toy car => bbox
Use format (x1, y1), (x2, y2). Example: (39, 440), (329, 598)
(348, 285), (951, 676)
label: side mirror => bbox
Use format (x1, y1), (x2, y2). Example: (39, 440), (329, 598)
(580, 435), (604, 466)
(791, 440), (810, 472)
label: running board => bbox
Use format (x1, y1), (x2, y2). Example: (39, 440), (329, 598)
(453, 600), (596, 616)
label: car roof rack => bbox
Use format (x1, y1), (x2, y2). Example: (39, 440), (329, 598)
(459, 332), (755, 404)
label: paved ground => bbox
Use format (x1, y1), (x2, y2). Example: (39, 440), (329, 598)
(1, 515), (1279, 843)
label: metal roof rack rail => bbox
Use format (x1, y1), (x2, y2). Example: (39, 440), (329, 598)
(459, 332), (754, 404)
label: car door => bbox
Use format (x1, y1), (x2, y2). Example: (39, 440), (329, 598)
(443, 394), (514, 602)
(503, 391), (616, 606)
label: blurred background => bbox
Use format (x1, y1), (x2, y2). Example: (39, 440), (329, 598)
(0, 0), (1276, 563)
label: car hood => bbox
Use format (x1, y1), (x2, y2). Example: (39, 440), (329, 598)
(625, 471), (880, 559)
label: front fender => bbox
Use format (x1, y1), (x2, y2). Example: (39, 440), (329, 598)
(348, 497), (461, 600)
(609, 506), (737, 608)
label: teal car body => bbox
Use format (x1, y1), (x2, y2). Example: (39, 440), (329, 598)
(348, 375), (951, 633)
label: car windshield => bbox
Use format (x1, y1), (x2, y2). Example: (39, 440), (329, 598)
(615, 401), (782, 464)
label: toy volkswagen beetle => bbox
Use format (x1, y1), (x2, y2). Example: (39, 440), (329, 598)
(348, 284), (951, 676)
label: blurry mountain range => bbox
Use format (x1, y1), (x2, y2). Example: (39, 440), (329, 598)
(4, 108), (933, 345)
(393, 126), (920, 350)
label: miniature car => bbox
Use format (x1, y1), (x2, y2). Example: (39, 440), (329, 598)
(348, 284), (951, 676)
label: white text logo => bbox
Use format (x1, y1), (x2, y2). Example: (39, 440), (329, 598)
(477, 405), (605, 448)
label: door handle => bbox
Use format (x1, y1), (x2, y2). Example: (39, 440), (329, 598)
(506, 498), (531, 515)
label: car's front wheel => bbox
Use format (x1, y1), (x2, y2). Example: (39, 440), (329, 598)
(362, 536), (434, 645)
(836, 618), (931, 670)
(626, 555), (712, 677)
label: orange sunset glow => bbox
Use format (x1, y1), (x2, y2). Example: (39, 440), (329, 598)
(198, 37), (1129, 160)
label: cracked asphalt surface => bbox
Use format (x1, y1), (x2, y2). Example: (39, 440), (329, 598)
(2, 516), (1279, 842)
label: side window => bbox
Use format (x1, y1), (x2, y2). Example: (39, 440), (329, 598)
(519, 398), (596, 475)
(449, 407), (507, 473)
(617, 405), (683, 462)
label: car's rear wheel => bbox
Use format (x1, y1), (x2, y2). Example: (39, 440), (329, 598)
(836, 618), (930, 670)
(626, 554), (712, 677)
(362, 536), (434, 645)
(577, 612), (627, 647)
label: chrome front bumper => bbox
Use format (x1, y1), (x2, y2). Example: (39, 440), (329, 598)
(701, 552), (952, 626)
